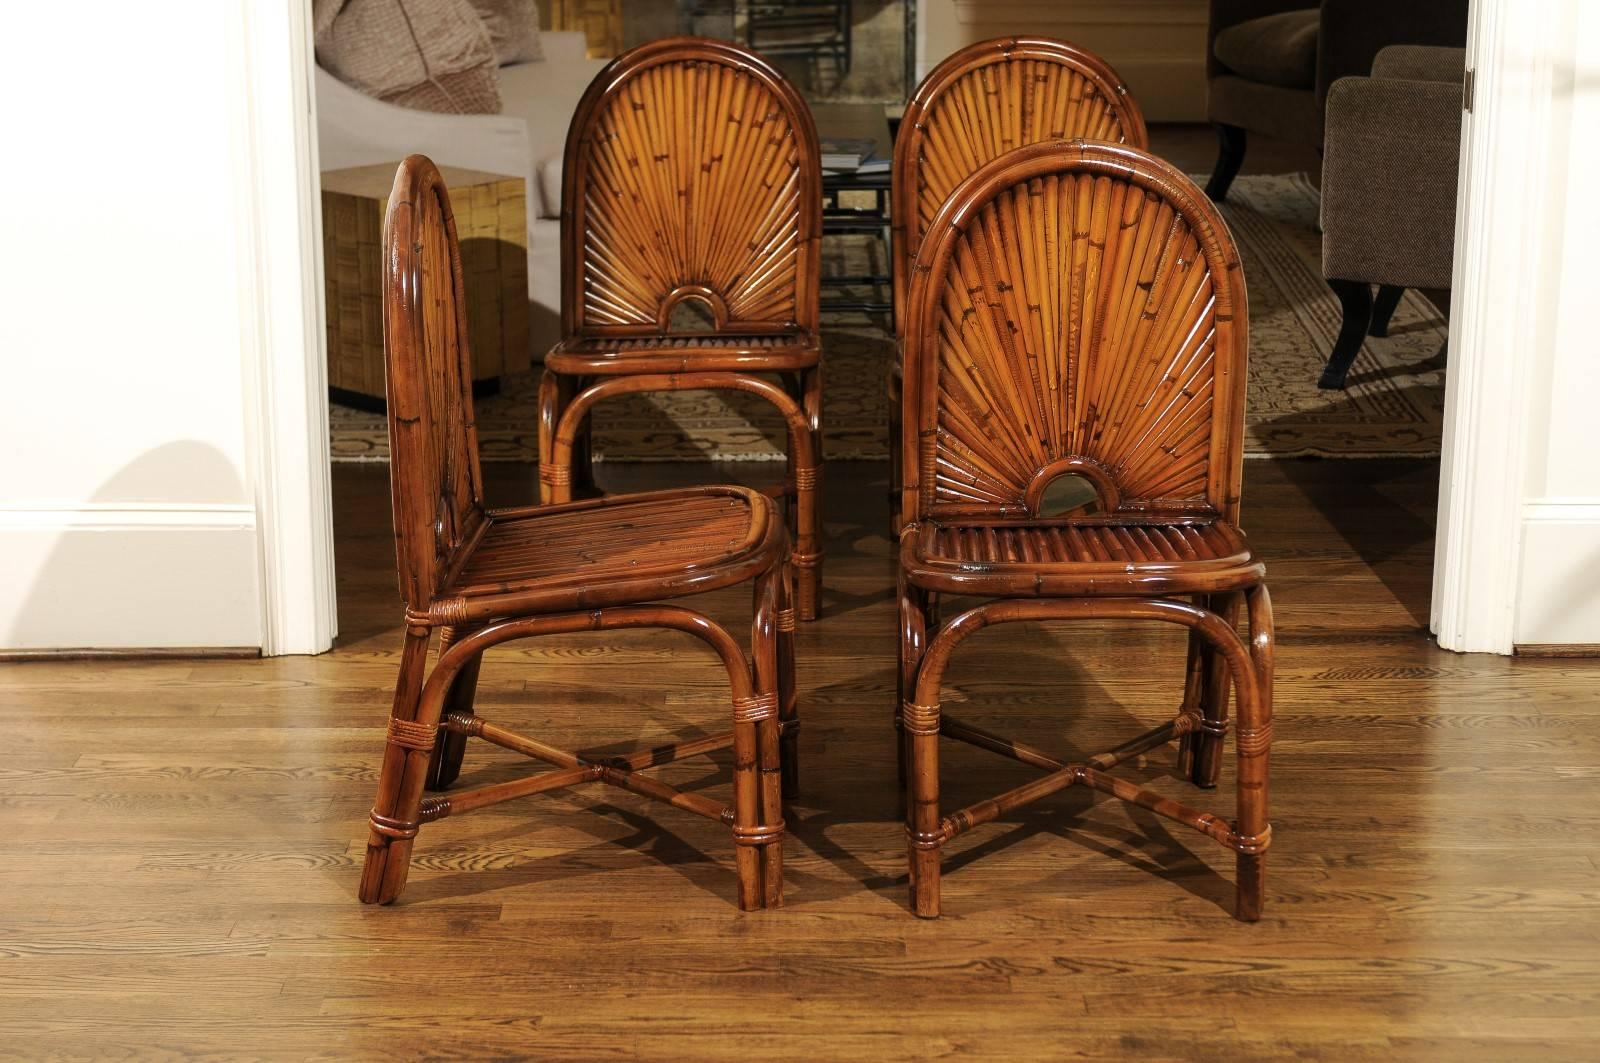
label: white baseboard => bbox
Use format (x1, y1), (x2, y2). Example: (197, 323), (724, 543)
(1515, 498), (1600, 646)
(0, 505), (261, 651)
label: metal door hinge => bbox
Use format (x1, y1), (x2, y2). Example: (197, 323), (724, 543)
(1463, 67), (1475, 112)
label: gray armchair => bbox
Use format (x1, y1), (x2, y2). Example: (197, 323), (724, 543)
(1205, 0), (1468, 202)
(1318, 45), (1464, 389)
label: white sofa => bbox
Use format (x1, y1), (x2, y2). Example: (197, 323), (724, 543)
(316, 31), (608, 358)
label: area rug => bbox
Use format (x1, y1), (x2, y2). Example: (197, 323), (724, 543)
(329, 173), (1447, 463)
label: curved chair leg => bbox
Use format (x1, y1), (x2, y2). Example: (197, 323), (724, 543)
(777, 561), (800, 800)
(1236, 583), (1275, 922)
(751, 564), (786, 908)
(1178, 593), (1239, 789)
(550, 372), (823, 619)
(537, 370), (571, 504)
(796, 364), (826, 621)
(1205, 124), (1247, 202)
(359, 624), (436, 904)
(897, 575), (928, 794)
(1370, 284), (1405, 338)
(425, 625), (481, 791)
(1321, 279), (1374, 390)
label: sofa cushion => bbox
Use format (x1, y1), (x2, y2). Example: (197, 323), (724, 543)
(313, 0), (502, 115)
(1214, 9), (1320, 90)
(470, 0), (544, 65)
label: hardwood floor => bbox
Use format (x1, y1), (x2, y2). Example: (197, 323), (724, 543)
(5, 456), (1600, 1060)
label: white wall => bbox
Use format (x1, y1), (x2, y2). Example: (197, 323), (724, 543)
(1512, 1), (1600, 646)
(0, 4), (266, 650)
(917, 0), (1208, 121)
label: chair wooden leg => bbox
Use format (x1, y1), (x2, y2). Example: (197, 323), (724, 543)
(1321, 279), (1374, 390)
(794, 364), (825, 621)
(1205, 124), (1247, 202)
(752, 565), (786, 908)
(777, 561), (800, 800)
(1236, 583), (1275, 922)
(897, 577), (928, 794)
(425, 626), (480, 792)
(904, 693), (942, 918)
(572, 375), (596, 496)
(1178, 593), (1239, 789)
(1370, 284), (1405, 338)
(359, 625), (435, 905)
(537, 369), (570, 504)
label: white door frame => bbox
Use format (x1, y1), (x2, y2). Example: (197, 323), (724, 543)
(229, 0), (337, 656)
(1431, 0), (1572, 653)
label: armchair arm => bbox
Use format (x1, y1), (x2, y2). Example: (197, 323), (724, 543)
(1320, 74), (1463, 289)
(1316, 0), (1469, 106)
(1208, 0), (1318, 79)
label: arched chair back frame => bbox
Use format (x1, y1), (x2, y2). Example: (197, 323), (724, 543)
(895, 141), (1274, 923)
(539, 36), (826, 619)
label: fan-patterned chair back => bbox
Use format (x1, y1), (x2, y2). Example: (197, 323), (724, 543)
(893, 37), (1148, 323)
(561, 37), (822, 337)
(382, 155), (488, 612)
(901, 140), (1248, 526)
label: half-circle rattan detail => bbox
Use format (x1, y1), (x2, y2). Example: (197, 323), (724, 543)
(901, 140), (1248, 526)
(382, 156), (488, 613)
(562, 36), (822, 335)
(891, 37), (1149, 323)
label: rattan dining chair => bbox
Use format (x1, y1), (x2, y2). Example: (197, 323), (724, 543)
(537, 36), (826, 621)
(888, 37), (1149, 529)
(359, 156), (797, 912)
(896, 141), (1275, 921)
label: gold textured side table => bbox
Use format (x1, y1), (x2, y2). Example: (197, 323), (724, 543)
(321, 163), (528, 409)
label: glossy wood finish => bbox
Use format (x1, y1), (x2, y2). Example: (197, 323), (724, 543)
(539, 36), (826, 619)
(888, 37), (1150, 526)
(363, 156), (795, 912)
(898, 140), (1273, 920)
(10, 455), (1600, 1058)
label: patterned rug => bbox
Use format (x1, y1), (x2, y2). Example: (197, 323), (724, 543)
(329, 173), (1447, 463)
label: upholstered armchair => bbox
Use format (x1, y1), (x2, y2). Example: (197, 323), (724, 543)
(1204, 0), (1468, 202)
(1317, 45), (1464, 390)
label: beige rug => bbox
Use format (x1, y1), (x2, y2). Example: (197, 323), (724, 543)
(329, 173), (1447, 463)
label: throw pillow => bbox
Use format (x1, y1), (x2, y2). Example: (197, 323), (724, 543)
(313, 0), (502, 115)
(470, 0), (545, 66)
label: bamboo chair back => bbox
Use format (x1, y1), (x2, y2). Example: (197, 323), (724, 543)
(382, 155), (488, 612)
(892, 37), (1148, 323)
(901, 141), (1249, 527)
(561, 36), (822, 337)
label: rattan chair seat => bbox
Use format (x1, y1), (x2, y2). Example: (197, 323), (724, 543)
(428, 486), (786, 623)
(546, 331), (820, 375)
(902, 518), (1262, 597)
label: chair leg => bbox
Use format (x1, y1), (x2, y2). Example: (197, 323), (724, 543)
(1237, 583), (1276, 922)
(358, 625), (435, 905)
(1370, 284), (1405, 338)
(752, 565), (786, 908)
(1205, 124), (1247, 202)
(1178, 593), (1239, 789)
(425, 626), (480, 791)
(903, 692), (942, 918)
(1321, 279), (1374, 390)
(897, 577), (928, 795)
(793, 364), (825, 621)
(572, 375), (596, 496)
(537, 369), (570, 504)
(777, 561), (800, 800)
